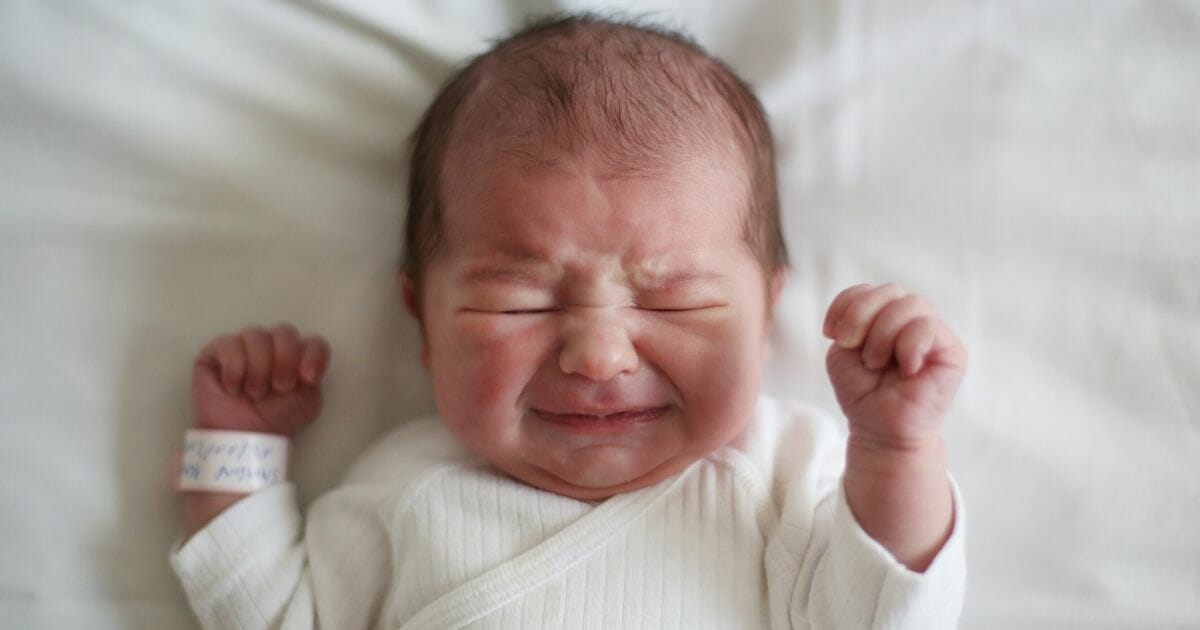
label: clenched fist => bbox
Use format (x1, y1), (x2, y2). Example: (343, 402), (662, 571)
(823, 283), (967, 453)
(192, 324), (331, 436)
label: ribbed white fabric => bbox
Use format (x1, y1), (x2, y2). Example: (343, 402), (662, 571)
(171, 397), (966, 629)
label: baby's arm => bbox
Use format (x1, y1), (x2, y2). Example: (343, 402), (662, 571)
(822, 283), (967, 572)
(181, 324), (330, 542)
(175, 325), (399, 630)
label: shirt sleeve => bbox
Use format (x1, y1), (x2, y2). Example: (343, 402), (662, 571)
(800, 476), (967, 630)
(169, 484), (312, 630)
(169, 482), (395, 630)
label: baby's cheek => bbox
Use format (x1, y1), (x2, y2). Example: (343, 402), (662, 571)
(639, 312), (745, 371)
(644, 316), (762, 430)
(443, 315), (551, 408)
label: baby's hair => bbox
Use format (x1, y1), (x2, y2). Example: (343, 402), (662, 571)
(403, 13), (787, 301)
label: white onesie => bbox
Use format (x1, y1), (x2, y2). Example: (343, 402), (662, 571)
(171, 396), (965, 629)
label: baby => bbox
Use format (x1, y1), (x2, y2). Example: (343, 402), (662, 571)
(172, 15), (967, 630)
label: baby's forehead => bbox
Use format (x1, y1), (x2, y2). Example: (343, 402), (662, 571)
(445, 124), (750, 197)
(444, 140), (750, 224)
(434, 151), (756, 285)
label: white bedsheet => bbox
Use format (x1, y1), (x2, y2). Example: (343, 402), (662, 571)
(1, 1), (1196, 628)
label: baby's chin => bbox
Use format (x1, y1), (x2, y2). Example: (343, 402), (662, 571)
(500, 448), (698, 501)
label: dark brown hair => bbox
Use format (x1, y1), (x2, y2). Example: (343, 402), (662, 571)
(403, 13), (787, 301)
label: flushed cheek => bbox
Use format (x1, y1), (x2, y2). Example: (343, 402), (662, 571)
(640, 318), (764, 432)
(432, 316), (553, 415)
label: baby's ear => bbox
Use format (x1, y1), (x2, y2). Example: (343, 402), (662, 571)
(398, 273), (432, 369)
(398, 273), (420, 319)
(768, 266), (789, 311)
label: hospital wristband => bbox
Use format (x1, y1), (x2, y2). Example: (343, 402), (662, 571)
(178, 429), (288, 493)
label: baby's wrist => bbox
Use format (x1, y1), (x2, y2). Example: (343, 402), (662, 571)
(845, 433), (946, 478)
(176, 428), (289, 543)
(180, 491), (246, 544)
(178, 429), (289, 493)
(843, 433), (953, 571)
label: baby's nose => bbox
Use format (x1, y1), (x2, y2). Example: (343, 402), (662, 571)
(558, 316), (638, 381)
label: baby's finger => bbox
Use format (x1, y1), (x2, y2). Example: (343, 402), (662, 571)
(894, 317), (937, 376)
(929, 319), (969, 372)
(270, 324), (302, 393)
(831, 283), (907, 349)
(298, 336), (331, 386)
(240, 327), (273, 400)
(860, 294), (930, 370)
(823, 284), (873, 338)
(212, 335), (246, 396)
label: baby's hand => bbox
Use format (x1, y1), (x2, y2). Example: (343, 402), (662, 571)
(191, 324), (331, 436)
(823, 284), (966, 452)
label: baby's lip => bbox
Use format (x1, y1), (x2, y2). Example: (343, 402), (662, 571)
(531, 404), (670, 424)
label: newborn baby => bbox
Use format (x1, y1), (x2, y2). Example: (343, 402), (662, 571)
(172, 14), (967, 630)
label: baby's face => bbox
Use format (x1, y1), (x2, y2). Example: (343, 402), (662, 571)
(412, 147), (779, 500)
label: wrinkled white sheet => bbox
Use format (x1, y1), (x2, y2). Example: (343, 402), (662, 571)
(1, 1), (1196, 628)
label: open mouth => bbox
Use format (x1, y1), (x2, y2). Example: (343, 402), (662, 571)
(533, 406), (668, 432)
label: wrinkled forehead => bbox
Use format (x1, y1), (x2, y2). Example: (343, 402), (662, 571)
(432, 147), (752, 277)
(441, 138), (750, 231)
(435, 64), (758, 261)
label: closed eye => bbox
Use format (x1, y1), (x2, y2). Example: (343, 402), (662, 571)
(459, 307), (555, 316)
(637, 304), (724, 313)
